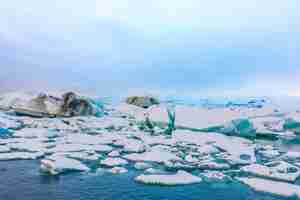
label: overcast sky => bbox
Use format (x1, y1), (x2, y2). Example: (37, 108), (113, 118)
(1, 0), (299, 97)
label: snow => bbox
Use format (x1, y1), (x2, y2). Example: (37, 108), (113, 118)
(135, 170), (202, 186)
(237, 177), (300, 198)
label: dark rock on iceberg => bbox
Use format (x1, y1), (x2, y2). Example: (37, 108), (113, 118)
(126, 96), (159, 109)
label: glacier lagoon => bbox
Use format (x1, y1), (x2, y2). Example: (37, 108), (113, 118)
(1, 92), (300, 200)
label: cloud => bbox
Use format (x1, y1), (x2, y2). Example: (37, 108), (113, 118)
(95, 0), (300, 33)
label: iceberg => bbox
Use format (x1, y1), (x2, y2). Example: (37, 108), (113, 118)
(237, 177), (300, 198)
(124, 149), (180, 163)
(135, 170), (202, 186)
(0, 145), (10, 153)
(40, 157), (89, 175)
(13, 128), (59, 139)
(108, 167), (128, 174)
(241, 161), (300, 182)
(173, 130), (256, 165)
(100, 157), (128, 167)
(0, 152), (44, 160)
(134, 162), (152, 170)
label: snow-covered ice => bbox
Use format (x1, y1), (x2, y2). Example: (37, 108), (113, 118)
(135, 170), (202, 185)
(237, 177), (300, 198)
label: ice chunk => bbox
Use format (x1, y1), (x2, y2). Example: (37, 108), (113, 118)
(173, 130), (256, 165)
(100, 157), (128, 167)
(282, 151), (300, 162)
(134, 162), (152, 170)
(108, 150), (120, 157)
(9, 141), (49, 153)
(198, 161), (231, 170)
(124, 149), (180, 163)
(48, 143), (113, 153)
(202, 171), (230, 182)
(108, 167), (128, 174)
(135, 170), (202, 186)
(0, 145), (10, 153)
(241, 161), (300, 182)
(0, 152), (44, 160)
(40, 157), (89, 175)
(115, 138), (146, 153)
(0, 116), (22, 129)
(13, 128), (59, 139)
(220, 118), (256, 138)
(237, 177), (300, 198)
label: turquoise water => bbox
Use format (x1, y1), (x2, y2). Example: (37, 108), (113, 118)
(0, 160), (290, 200)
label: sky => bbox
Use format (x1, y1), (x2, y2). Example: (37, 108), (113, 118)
(0, 0), (299, 98)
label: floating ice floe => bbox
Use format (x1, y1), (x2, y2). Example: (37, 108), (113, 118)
(124, 149), (180, 163)
(57, 152), (100, 161)
(13, 128), (59, 139)
(282, 151), (300, 162)
(48, 143), (113, 153)
(134, 162), (152, 170)
(108, 150), (120, 157)
(237, 177), (300, 198)
(144, 168), (165, 174)
(0, 152), (44, 160)
(0, 145), (10, 153)
(135, 170), (202, 186)
(115, 138), (146, 153)
(202, 171), (230, 182)
(241, 161), (300, 182)
(8, 140), (49, 153)
(198, 161), (231, 170)
(173, 130), (256, 165)
(108, 167), (128, 174)
(0, 116), (22, 130)
(100, 157), (128, 167)
(40, 157), (89, 175)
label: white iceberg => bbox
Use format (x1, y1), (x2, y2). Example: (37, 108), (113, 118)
(135, 170), (202, 186)
(241, 161), (300, 182)
(108, 167), (128, 174)
(0, 152), (44, 160)
(108, 150), (120, 157)
(0, 145), (10, 153)
(40, 157), (89, 175)
(13, 128), (59, 139)
(237, 177), (300, 198)
(134, 162), (152, 170)
(115, 138), (146, 153)
(100, 157), (128, 167)
(173, 130), (256, 165)
(124, 149), (180, 163)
